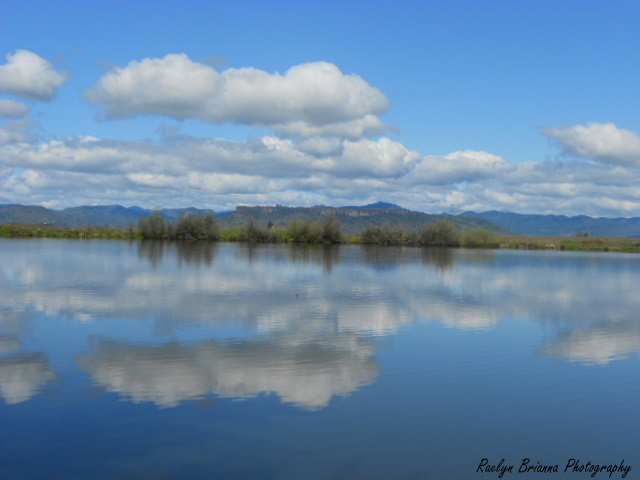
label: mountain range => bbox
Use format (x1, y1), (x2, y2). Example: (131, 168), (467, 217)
(459, 211), (640, 237)
(0, 205), (215, 228)
(2, 203), (640, 237)
(0, 202), (500, 235)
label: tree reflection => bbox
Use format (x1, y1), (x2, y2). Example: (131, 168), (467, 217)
(286, 244), (340, 273)
(420, 247), (454, 271)
(232, 243), (341, 272)
(138, 240), (218, 267)
(176, 241), (218, 266)
(138, 240), (166, 267)
(360, 245), (406, 268)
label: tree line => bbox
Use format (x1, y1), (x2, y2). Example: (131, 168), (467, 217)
(138, 211), (496, 247)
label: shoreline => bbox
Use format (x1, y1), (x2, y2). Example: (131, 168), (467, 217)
(2, 223), (640, 253)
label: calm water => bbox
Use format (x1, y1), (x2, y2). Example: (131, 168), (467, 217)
(0, 239), (638, 480)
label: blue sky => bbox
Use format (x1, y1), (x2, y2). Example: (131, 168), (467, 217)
(1, 0), (640, 216)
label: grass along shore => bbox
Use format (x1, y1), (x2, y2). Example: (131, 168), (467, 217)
(2, 220), (640, 253)
(0, 223), (139, 239)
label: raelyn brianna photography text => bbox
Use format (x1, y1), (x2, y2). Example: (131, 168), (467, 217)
(476, 458), (631, 478)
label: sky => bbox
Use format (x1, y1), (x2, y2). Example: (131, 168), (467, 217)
(1, 0), (640, 216)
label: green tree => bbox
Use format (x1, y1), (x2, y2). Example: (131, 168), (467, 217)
(245, 217), (270, 242)
(138, 211), (169, 239)
(419, 219), (459, 246)
(320, 213), (341, 244)
(174, 213), (219, 240)
(359, 223), (404, 245)
(286, 219), (319, 243)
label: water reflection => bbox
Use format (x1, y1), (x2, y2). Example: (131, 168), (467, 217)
(0, 335), (21, 354)
(138, 240), (218, 267)
(538, 321), (640, 365)
(137, 240), (166, 267)
(231, 243), (342, 273)
(137, 241), (456, 273)
(1, 240), (639, 408)
(420, 247), (456, 270)
(77, 334), (379, 409)
(0, 352), (58, 404)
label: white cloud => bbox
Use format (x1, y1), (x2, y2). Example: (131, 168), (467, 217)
(542, 122), (640, 166)
(0, 119), (41, 146)
(0, 135), (421, 206)
(409, 150), (513, 185)
(0, 49), (638, 217)
(337, 138), (420, 177)
(3, 112), (640, 215)
(0, 99), (30, 118)
(295, 136), (344, 157)
(84, 55), (390, 139)
(0, 49), (68, 101)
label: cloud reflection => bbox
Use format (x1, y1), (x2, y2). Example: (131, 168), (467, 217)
(1, 238), (639, 413)
(0, 335), (21, 353)
(538, 322), (640, 365)
(77, 336), (379, 409)
(0, 353), (58, 404)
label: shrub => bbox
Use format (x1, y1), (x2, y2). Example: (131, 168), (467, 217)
(460, 228), (498, 248)
(138, 211), (169, 239)
(286, 219), (319, 243)
(319, 213), (341, 244)
(245, 217), (272, 242)
(359, 223), (404, 245)
(139, 211), (219, 240)
(174, 213), (219, 240)
(419, 219), (459, 246)
(220, 226), (247, 242)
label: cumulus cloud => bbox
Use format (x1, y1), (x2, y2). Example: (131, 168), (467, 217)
(5, 129), (640, 216)
(0, 119), (41, 146)
(542, 122), (640, 166)
(0, 99), (30, 118)
(0, 49), (68, 101)
(0, 134), (423, 207)
(0, 49), (639, 217)
(3, 52), (640, 220)
(84, 55), (390, 139)
(409, 150), (513, 186)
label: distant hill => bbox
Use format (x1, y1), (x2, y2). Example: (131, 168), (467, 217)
(339, 201), (405, 210)
(219, 205), (506, 234)
(4, 202), (640, 237)
(11, 203), (608, 236)
(61, 205), (147, 227)
(0, 205), (215, 229)
(0, 205), (64, 225)
(0, 202), (506, 234)
(461, 211), (640, 237)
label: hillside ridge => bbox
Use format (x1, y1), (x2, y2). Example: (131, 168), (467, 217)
(5, 203), (640, 237)
(0, 203), (502, 234)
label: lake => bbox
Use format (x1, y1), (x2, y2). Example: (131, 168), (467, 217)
(0, 239), (638, 480)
